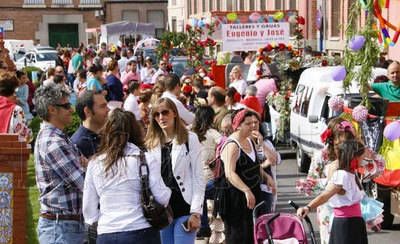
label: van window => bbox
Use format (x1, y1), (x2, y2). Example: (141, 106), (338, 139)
(320, 96), (331, 121)
(300, 87), (313, 117)
(292, 84), (305, 114)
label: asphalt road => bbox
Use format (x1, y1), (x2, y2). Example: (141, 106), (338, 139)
(275, 149), (400, 244)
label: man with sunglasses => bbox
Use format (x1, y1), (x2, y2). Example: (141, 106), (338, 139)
(33, 84), (87, 244)
(151, 59), (169, 84)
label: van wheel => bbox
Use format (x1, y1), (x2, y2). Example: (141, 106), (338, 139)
(296, 147), (311, 173)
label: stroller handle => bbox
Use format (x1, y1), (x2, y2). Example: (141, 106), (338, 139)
(288, 200), (317, 244)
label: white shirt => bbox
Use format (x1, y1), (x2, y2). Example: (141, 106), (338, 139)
(199, 129), (222, 181)
(140, 67), (156, 84)
(118, 57), (128, 74)
(83, 143), (171, 234)
(161, 91), (195, 125)
(328, 170), (364, 208)
(151, 69), (167, 84)
(229, 79), (247, 96)
(123, 94), (141, 120)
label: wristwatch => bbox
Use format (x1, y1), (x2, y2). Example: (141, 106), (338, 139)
(305, 205), (312, 211)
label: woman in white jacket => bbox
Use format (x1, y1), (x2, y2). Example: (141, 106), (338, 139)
(145, 97), (205, 244)
(83, 108), (171, 244)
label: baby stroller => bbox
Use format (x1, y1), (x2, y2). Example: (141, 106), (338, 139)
(253, 201), (317, 244)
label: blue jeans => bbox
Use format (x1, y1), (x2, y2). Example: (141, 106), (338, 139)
(37, 217), (85, 244)
(97, 227), (160, 244)
(201, 179), (215, 229)
(160, 215), (196, 244)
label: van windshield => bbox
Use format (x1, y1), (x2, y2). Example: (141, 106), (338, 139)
(37, 52), (58, 61)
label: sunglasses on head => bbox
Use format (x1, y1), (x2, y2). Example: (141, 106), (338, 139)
(54, 102), (72, 110)
(154, 110), (170, 117)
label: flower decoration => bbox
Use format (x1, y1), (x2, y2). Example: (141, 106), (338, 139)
(320, 128), (333, 144)
(328, 96), (344, 112)
(336, 121), (356, 135)
(350, 158), (359, 173)
(297, 16), (306, 25)
(352, 104), (368, 122)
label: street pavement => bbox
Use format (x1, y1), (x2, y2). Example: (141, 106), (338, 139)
(196, 147), (400, 244)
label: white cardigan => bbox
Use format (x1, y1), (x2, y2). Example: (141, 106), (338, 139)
(147, 131), (205, 214)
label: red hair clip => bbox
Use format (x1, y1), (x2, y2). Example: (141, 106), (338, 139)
(320, 128), (332, 143)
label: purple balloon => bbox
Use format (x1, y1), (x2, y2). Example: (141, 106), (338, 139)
(348, 35), (366, 51)
(332, 66), (347, 81)
(384, 121), (400, 141)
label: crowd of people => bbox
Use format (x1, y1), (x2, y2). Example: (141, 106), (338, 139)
(0, 42), (399, 244)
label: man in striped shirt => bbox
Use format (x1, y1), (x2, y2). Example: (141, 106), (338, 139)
(33, 84), (86, 243)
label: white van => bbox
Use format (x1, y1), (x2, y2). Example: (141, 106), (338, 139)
(290, 66), (387, 172)
(3, 39), (34, 61)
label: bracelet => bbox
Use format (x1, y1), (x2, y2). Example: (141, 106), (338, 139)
(305, 205), (312, 211)
(191, 213), (200, 219)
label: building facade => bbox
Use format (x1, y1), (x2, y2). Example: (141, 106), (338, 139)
(104, 0), (168, 39)
(170, 0), (400, 60)
(0, 0), (103, 47)
(0, 0), (168, 47)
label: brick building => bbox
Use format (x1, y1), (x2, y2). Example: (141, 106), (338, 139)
(0, 0), (168, 48)
(0, 0), (103, 47)
(104, 0), (168, 39)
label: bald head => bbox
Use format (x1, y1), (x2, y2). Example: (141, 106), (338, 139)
(388, 61), (400, 86)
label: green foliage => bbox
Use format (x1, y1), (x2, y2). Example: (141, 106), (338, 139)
(29, 116), (42, 142)
(27, 155), (39, 244)
(156, 32), (188, 60)
(22, 66), (43, 87)
(343, 0), (381, 107)
(64, 112), (82, 136)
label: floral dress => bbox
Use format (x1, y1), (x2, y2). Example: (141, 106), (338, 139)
(296, 148), (332, 244)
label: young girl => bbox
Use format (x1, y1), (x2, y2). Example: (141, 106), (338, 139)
(297, 139), (368, 244)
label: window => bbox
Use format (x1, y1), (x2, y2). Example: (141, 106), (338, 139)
(227, 0), (233, 11)
(79, 0), (101, 7)
(193, 0), (197, 13)
(209, 0), (213, 11)
(289, 0), (297, 10)
(171, 17), (177, 32)
(330, 0), (341, 37)
(239, 0), (245, 10)
(216, 0), (220, 10)
(202, 0), (206, 12)
(122, 10), (139, 22)
(300, 87), (313, 117)
(249, 0), (255, 10)
(275, 0), (283, 10)
(171, 0), (176, 5)
(148, 10), (165, 38)
(24, 0), (45, 4)
(187, 0), (191, 16)
(260, 0), (266, 10)
(52, 0), (73, 5)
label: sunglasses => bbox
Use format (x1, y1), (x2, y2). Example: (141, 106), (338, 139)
(54, 102), (72, 110)
(154, 110), (170, 117)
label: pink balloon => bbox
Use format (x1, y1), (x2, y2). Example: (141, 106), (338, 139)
(332, 66), (347, 81)
(384, 121), (400, 141)
(249, 12), (261, 22)
(348, 35), (366, 51)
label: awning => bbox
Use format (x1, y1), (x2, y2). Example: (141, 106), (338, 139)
(85, 27), (100, 33)
(100, 21), (155, 44)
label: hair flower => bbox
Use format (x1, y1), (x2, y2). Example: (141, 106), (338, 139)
(320, 128), (332, 143)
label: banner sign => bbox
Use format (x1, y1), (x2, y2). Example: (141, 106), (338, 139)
(221, 22), (290, 52)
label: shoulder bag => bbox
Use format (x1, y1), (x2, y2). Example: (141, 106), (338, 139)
(138, 150), (173, 229)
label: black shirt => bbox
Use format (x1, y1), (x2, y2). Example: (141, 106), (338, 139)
(161, 141), (190, 218)
(71, 125), (100, 158)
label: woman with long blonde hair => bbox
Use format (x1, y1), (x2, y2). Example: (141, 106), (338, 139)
(145, 97), (205, 244)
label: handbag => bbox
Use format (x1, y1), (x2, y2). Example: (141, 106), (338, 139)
(138, 150), (173, 229)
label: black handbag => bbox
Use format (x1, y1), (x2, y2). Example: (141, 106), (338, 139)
(138, 150), (173, 230)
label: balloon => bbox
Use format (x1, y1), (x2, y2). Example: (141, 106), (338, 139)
(316, 10), (322, 30)
(240, 15), (248, 23)
(273, 12), (284, 21)
(198, 19), (205, 28)
(384, 121), (400, 141)
(348, 35), (366, 51)
(268, 15), (274, 23)
(191, 18), (198, 27)
(249, 12), (261, 22)
(331, 66), (347, 81)
(204, 17), (212, 25)
(227, 12), (238, 22)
